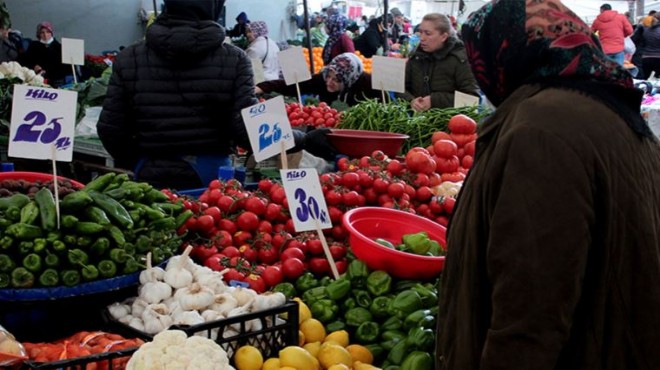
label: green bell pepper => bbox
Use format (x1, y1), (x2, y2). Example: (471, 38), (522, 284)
(381, 338), (402, 351)
(325, 320), (346, 333)
(411, 283), (438, 307)
(352, 289), (372, 308)
(382, 316), (403, 331)
(364, 344), (385, 363)
(381, 330), (406, 342)
(427, 240), (443, 256)
(386, 339), (410, 365)
(355, 321), (380, 343)
(296, 272), (320, 293)
(0, 254), (15, 273)
(400, 351), (433, 370)
(38, 268), (59, 287)
(11, 267), (35, 288)
(310, 299), (339, 323)
(403, 309), (436, 331)
(44, 253), (60, 268)
(18, 241), (33, 255)
(342, 297), (357, 311)
(0, 273), (9, 288)
(60, 269), (81, 286)
(0, 236), (13, 250)
(402, 232), (432, 255)
(22, 253), (42, 273)
(81, 265), (100, 281)
(344, 307), (373, 327)
(366, 270), (392, 296)
(302, 286), (328, 306)
(369, 296), (392, 319)
(122, 257), (141, 274)
(347, 259), (369, 288)
(67, 249), (89, 266)
(388, 290), (423, 319)
(406, 327), (435, 351)
(98, 260), (117, 278)
(319, 276), (332, 286)
(52, 240), (66, 252)
(272, 282), (297, 299)
(383, 365), (401, 370)
(33, 238), (47, 253)
(325, 277), (351, 300)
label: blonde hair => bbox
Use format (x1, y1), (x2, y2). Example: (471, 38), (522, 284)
(422, 13), (455, 37)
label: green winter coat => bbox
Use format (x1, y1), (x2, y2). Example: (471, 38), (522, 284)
(399, 36), (479, 108)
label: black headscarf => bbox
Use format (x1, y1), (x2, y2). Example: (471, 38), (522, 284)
(163, 0), (224, 22)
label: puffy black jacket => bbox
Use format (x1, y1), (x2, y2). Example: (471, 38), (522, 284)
(97, 13), (256, 186)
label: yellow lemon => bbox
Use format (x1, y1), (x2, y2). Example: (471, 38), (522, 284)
(346, 344), (374, 365)
(303, 341), (322, 358)
(327, 364), (351, 370)
(353, 361), (381, 370)
(261, 358), (280, 370)
(279, 346), (318, 370)
(294, 297), (312, 323)
(233, 345), (263, 370)
(324, 330), (349, 347)
(279, 367), (298, 370)
(300, 318), (326, 344)
(317, 343), (352, 369)
(298, 330), (305, 346)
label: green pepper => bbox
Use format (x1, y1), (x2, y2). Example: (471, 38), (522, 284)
(427, 240), (443, 256)
(144, 188), (170, 203)
(0, 236), (13, 250)
(38, 268), (59, 287)
(406, 327), (435, 351)
(411, 283), (438, 307)
(5, 206), (21, 222)
(134, 235), (151, 253)
(81, 265), (99, 281)
(366, 270), (392, 296)
(0, 217), (12, 228)
(148, 217), (175, 231)
(319, 276), (332, 287)
(107, 225), (126, 246)
(75, 222), (106, 235)
(45, 231), (61, 243)
(63, 234), (77, 246)
(135, 204), (165, 221)
(122, 256), (141, 274)
(60, 269), (81, 286)
(381, 338), (402, 351)
(90, 237), (111, 256)
(402, 232), (432, 255)
(342, 297), (357, 311)
(352, 289), (372, 308)
(0, 253), (16, 273)
(151, 248), (165, 264)
(52, 240), (66, 252)
(83, 206), (112, 225)
(310, 299), (339, 323)
(386, 339), (410, 365)
(325, 320), (346, 333)
(151, 202), (183, 215)
(403, 309), (435, 331)
(61, 214), (79, 229)
(370, 296), (392, 319)
(175, 209), (194, 229)
(34, 188), (57, 231)
(394, 280), (418, 293)
(325, 277), (351, 300)
(272, 282), (297, 299)
(347, 260), (369, 288)
(84, 172), (116, 192)
(399, 351), (433, 370)
(344, 307), (373, 327)
(123, 242), (136, 255)
(355, 321), (379, 343)
(76, 236), (93, 248)
(18, 241), (34, 255)
(388, 290), (423, 319)
(0, 272), (9, 288)
(19, 201), (39, 224)
(5, 223), (42, 240)
(129, 210), (142, 224)
(44, 253), (60, 268)
(302, 286), (328, 306)
(374, 238), (395, 249)
(68, 249), (89, 265)
(382, 365), (400, 370)
(88, 190), (134, 229)
(22, 253), (42, 273)
(98, 259), (117, 278)
(381, 329), (406, 343)
(32, 238), (46, 253)
(364, 344), (385, 364)
(0, 193), (30, 210)
(11, 267), (35, 288)
(60, 190), (94, 212)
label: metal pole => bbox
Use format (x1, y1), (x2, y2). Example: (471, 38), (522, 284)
(382, 0), (389, 55)
(153, 0), (158, 16)
(303, 0), (314, 75)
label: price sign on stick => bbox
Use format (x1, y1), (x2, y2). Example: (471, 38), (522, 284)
(8, 85), (77, 161)
(454, 91), (480, 108)
(278, 47), (312, 85)
(241, 95), (295, 162)
(61, 38), (84, 65)
(280, 168), (332, 232)
(371, 55), (406, 93)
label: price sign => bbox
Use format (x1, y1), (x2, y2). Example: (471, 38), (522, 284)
(241, 95), (295, 162)
(61, 38), (84, 65)
(8, 85), (77, 161)
(280, 168), (332, 232)
(454, 91), (480, 108)
(278, 47), (312, 85)
(371, 55), (407, 93)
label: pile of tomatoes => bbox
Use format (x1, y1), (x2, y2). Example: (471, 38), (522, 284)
(286, 102), (341, 128)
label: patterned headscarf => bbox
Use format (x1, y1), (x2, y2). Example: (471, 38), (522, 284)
(36, 21), (53, 37)
(322, 14), (349, 64)
(322, 52), (364, 90)
(247, 21), (268, 39)
(461, 0), (633, 107)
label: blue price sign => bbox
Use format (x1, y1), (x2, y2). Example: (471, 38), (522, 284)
(8, 85), (77, 161)
(281, 168), (332, 232)
(241, 96), (295, 162)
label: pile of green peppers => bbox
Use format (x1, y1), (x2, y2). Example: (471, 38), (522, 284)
(0, 173), (192, 288)
(375, 231), (445, 256)
(283, 259), (439, 369)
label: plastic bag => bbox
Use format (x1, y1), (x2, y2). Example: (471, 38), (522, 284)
(0, 324), (27, 367)
(75, 106), (102, 138)
(624, 36), (636, 55)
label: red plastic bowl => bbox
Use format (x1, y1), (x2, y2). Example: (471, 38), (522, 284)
(342, 207), (446, 280)
(0, 171), (84, 189)
(326, 129), (409, 158)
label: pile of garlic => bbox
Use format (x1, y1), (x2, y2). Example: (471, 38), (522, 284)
(107, 246), (287, 339)
(0, 62), (46, 86)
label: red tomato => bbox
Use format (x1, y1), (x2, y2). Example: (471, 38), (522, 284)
(334, 260), (348, 274)
(258, 246), (280, 265)
(281, 247), (305, 261)
(342, 191), (361, 206)
(203, 206), (222, 223)
(223, 268), (245, 283)
(236, 212), (260, 231)
(229, 256), (251, 270)
(185, 216), (198, 232)
(217, 195), (237, 213)
(443, 196), (456, 214)
(386, 159), (404, 176)
(431, 131), (452, 144)
(213, 230), (233, 248)
(357, 171), (374, 188)
(244, 197), (267, 216)
(233, 231), (252, 246)
(246, 274), (267, 293)
(208, 188), (222, 205)
(329, 244), (346, 259)
(363, 187), (378, 204)
(272, 232), (290, 249)
(264, 203), (282, 221)
(435, 156), (460, 174)
(413, 173), (430, 187)
(387, 182), (405, 199)
(196, 215), (215, 234)
(440, 172), (466, 183)
(433, 140), (458, 159)
(258, 179), (273, 193)
(342, 172), (360, 189)
(308, 257), (330, 275)
(450, 133), (473, 148)
(327, 206), (344, 223)
(270, 187), (287, 204)
(372, 178), (390, 194)
(222, 246), (241, 258)
(261, 265), (284, 287)
(448, 114), (477, 134)
(462, 155), (474, 169)
(281, 258), (305, 279)
(325, 190), (343, 206)
(416, 186), (434, 202)
(371, 150), (387, 161)
(463, 141), (476, 157)
(307, 239), (324, 256)
(406, 151), (435, 174)
(337, 157), (350, 171)
(239, 244), (257, 262)
(203, 253), (225, 271)
(331, 225), (348, 240)
(429, 172), (442, 186)
(193, 245), (218, 261)
(257, 220), (273, 233)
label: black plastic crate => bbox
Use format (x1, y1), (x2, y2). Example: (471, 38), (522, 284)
(22, 346), (138, 370)
(105, 300), (299, 361)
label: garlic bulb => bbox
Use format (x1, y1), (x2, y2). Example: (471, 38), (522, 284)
(164, 245), (194, 289)
(119, 314), (135, 324)
(139, 281), (173, 304)
(173, 310), (205, 326)
(209, 293), (238, 316)
(131, 298), (149, 318)
(163, 296), (183, 317)
(141, 303), (173, 335)
(128, 317), (145, 332)
(201, 309), (224, 322)
(228, 305), (252, 332)
(139, 252), (166, 284)
(196, 270), (229, 294)
(230, 286), (257, 307)
(192, 265), (214, 281)
(175, 282), (215, 311)
(252, 292), (286, 313)
(108, 302), (131, 320)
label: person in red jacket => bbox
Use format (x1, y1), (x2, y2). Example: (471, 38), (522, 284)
(591, 3), (633, 66)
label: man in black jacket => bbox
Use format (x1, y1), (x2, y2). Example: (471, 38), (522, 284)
(98, 0), (334, 189)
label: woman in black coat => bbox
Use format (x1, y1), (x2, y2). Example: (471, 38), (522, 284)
(354, 16), (390, 58)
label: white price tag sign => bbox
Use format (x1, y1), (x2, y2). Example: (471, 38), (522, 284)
(61, 38), (85, 65)
(8, 85), (77, 161)
(278, 47), (312, 85)
(454, 91), (480, 108)
(371, 55), (407, 93)
(241, 95), (295, 162)
(280, 168), (332, 232)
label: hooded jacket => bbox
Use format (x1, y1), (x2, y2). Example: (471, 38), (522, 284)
(398, 36), (479, 109)
(97, 0), (256, 187)
(354, 17), (387, 58)
(591, 10), (633, 54)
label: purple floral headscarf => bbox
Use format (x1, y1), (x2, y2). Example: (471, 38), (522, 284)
(322, 52), (363, 89)
(322, 14), (349, 64)
(246, 21), (268, 39)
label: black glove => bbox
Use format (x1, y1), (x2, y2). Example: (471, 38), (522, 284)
(302, 128), (338, 161)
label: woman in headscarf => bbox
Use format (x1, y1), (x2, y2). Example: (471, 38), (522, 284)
(245, 21), (281, 81)
(354, 15), (390, 58)
(227, 11), (249, 38)
(20, 21), (65, 87)
(436, 1), (660, 370)
(255, 52), (379, 106)
(322, 13), (354, 65)
(398, 13), (479, 110)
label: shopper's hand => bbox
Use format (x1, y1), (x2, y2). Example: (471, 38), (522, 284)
(303, 128), (338, 161)
(411, 96), (431, 112)
(255, 86), (263, 94)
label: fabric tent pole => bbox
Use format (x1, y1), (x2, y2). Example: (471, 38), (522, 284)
(382, 0), (389, 54)
(303, 0), (314, 74)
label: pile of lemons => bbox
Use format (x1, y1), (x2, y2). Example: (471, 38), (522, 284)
(234, 298), (379, 370)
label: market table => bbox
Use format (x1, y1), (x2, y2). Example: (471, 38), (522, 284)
(73, 136), (113, 167)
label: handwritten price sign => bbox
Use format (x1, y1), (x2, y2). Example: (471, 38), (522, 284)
(8, 85), (77, 161)
(280, 168), (331, 232)
(241, 95), (295, 162)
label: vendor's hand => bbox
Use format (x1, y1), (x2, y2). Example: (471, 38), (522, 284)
(411, 96), (431, 112)
(255, 86), (263, 94)
(391, 43), (401, 51)
(33, 65), (43, 74)
(303, 128), (338, 161)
